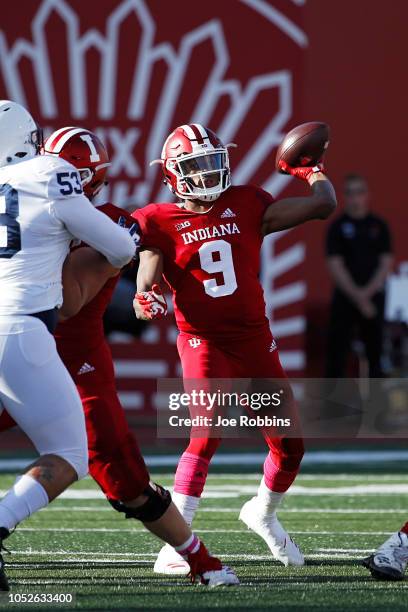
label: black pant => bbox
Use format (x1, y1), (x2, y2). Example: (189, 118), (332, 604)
(325, 290), (385, 378)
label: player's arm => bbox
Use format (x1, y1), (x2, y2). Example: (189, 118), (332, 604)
(360, 221), (393, 299)
(261, 165), (337, 236)
(362, 253), (393, 299)
(327, 256), (359, 300)
(134, 248), (167, 321)
(137, 247), (163, 291)
(328, 253), (393, 320)
(46, 160), (138, 268)
(51, 189), (136, 268)
(327, 255), (377, 318)
(59, 247), (120, 320)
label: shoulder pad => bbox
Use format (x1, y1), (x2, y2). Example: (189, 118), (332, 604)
(40, 156), (84, 200)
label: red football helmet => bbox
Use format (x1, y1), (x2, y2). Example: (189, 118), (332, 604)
(151, 124), (236, 202)
(43, 127), (110, 198)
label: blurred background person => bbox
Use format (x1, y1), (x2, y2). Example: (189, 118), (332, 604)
(325, 174), (393, 377)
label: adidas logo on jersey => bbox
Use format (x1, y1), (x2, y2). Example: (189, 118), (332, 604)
(221, 208), (236, 218)
(77, 362), (96, 375)
(269, 339), (277, 352)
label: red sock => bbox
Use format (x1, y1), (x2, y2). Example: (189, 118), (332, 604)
(173, 452), (210, 497)
(175, 533), (200, 558)
(400, 522), (408, 535)
(263, 451), (300, 493)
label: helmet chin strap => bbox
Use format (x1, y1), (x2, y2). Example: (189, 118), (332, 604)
(196, 192), (221, 202)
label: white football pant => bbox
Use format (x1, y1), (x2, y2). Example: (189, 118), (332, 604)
(0, 316), (88, 479)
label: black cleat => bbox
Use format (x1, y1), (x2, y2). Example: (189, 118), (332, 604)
(362, 554), (404, 580)
(0, 527), (10, 591)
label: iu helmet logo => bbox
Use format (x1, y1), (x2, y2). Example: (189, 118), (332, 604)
(44, 127), (110, 198)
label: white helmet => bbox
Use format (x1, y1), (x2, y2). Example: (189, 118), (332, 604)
(0, 100), (43, 168)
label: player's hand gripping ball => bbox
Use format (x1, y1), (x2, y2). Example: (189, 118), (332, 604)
(134, 284), (168, 320)
(276, 121), (330, 181)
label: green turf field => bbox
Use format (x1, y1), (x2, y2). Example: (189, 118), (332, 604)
(0, 470), (407, 611)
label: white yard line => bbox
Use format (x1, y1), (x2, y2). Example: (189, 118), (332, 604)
(315, 548), (373, 553)
(203, 473), (408, 481)
(288, 484), (408, 495)
(16, 527), (393, 536)
(7, 550), (375, 561)
(279, 508), (407, 514)
(202, 483), (408, 495)
(42, 506), (407, 514)
(13, 576), (408, 591)
(1, 483), (404, 499)
(2, 449), (408, 471)
(138, 449), (408, 466)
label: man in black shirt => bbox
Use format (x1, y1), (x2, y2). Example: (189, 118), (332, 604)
(325, 174), (393, 377)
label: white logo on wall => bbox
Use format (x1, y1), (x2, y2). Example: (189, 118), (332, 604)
(0, 0), (308, 372)
(0, 0), (304, 206)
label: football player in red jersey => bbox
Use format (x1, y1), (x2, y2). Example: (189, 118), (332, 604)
(0, 127), (239, 587)
(132, 123), (337, 574)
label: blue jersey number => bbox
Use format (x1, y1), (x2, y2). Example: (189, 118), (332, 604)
(0, 184), (21, 259)
(57, 172), (83, 196)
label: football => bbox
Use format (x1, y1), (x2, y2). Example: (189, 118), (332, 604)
(276, 121), (330, 172)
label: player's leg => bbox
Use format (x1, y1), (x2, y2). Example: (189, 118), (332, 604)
(239, 435), (305, 566)
(359, 292), (385, 378)
(172, 437), (222, 525)
(154, 437), (223, 575)
(72, 346), (191, 535)
(155, 333), (232, 574)
(72, 346), (152, 501)
(362, 521), (408, 580)
(110, 483), (238, 585)
(237, 330), (305, 565)
(172, 334), (233, 520)
(0, 318), (88, 590)
(325, 292), (355, 377)
(70, 346), (238, 585)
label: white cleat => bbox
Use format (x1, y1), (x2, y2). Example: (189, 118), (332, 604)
(153, 544), (190, 576)
(362, 532), (408, 581)
(239, 497), (305, 566)
(201, 566), (240, 587)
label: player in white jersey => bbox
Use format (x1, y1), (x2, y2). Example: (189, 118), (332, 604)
(362, 521), (408, 580)
(0, 101), (136, 590)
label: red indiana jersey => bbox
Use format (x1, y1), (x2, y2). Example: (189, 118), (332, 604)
(55, 203), (136, 356)
(132, 185), (274, 341)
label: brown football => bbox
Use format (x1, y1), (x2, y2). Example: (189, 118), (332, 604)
(275, 121), (330, 173)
